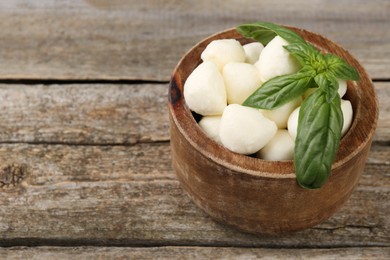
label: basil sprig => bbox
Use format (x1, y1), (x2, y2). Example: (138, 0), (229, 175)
(237, 22), (359, 189)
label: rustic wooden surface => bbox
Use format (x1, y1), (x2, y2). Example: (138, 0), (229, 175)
(0, 0), (388, 258)
(0, 247), (389, 259)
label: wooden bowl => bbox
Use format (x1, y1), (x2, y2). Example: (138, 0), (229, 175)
(168, 27), (378, 234)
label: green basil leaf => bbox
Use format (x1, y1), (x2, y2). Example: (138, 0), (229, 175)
(283, 42), (319, 66)
(295, 90), (343, 189)
(314, 73), (339, 103)
(236, 22), (306, 46)
(325, 54), (360, 81)
(242, 70), (313, 110)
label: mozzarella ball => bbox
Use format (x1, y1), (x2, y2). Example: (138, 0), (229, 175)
(338, 80), (347, 98)
(201, 39), (245, 70)
(260, 97), (302, 129)
(257, 130), (295, 160)
(255, 36), (301, 82)
(198, 116), (222, 143)
(223, 62), (262, 104)
(243, 42), (264, 64)
(184, 61), (227, 116)
(219, 104), (277, 154)
(287, 106), (300, 140)
(341, 99), (353, 136)
(304, 80), (348, 99)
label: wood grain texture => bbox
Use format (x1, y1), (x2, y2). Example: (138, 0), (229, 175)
(0, 246), (389, 259)
(375, 82), (390, 143)
(0, 82), (387, 145)
(0, 83), (169, 144)
(0, 0), (386, 257)
(0, 142), (388, 247)
(0, 0), (388, 81)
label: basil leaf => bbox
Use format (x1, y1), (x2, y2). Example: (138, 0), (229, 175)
(295, 90), (343, 189)
(325, 54), (360, 81)
(242, 70), (313, 110)
(314, 73), (339, 103)
(236, 22), (306, 46)
(283, 42), (319, 66)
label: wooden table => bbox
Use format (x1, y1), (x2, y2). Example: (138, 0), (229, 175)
(0, 0), (388, 259)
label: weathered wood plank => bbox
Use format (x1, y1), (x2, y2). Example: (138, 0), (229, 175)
(0, 0), (388, 81)
(0, 246), (389, 259)
(0, 142), (388, 247)
(0, 82), (387, 144)
(0, 83), (169, 144)
(375, 82), (390, 143)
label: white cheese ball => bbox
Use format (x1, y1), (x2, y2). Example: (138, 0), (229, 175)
(255, 36), (301, 82)
(260, 96), (302, 129)
(184, 61), (227, 116)
(219, 104), (277, 154)
(338, 80), (347, 98)
(198, 116), (222, 143)
(257, 130), (295, 160)
(303, 80), (348, 99)
(201, 39), (246, 71)
(243, 42), (264, 64)
(223, 62), (262, 105)
(287, 106), (300, 140)
(341, 99), (353, 136)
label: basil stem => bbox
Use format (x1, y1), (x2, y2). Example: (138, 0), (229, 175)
(295, 90), (343, 189)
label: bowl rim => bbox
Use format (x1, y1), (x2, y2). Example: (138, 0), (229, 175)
(168, 26), (379, 179)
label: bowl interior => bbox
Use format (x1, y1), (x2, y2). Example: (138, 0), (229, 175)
(169, 27), (378, 178)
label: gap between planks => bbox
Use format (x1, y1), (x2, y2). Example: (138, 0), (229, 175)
(0, 238), (389, 249)
(0, 78), (169, 85)
(0, 139), (170, 147)
(0, 78), (386, 85)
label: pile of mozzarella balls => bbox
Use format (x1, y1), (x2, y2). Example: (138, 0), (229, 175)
(184, 36), (353, 160)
